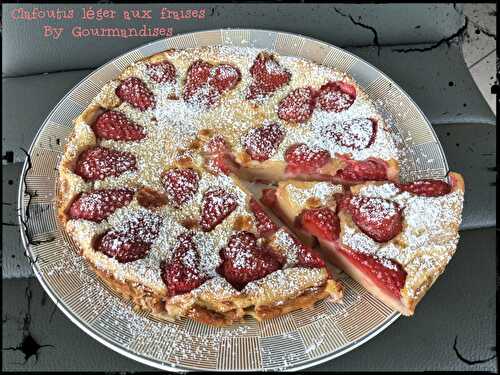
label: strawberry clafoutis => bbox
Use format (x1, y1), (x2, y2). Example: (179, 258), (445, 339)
(58, 46), (463, 325)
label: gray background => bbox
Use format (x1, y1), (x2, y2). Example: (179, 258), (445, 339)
(2, 3), (496, 372)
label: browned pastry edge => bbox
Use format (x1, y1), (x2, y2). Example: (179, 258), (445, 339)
(91, 263), (343, 326)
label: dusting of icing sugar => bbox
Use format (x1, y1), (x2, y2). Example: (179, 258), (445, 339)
(271, 228), (299, 267)
(285, 182), (343, 208)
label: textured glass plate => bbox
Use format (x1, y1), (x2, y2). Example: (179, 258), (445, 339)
(18, 29), (448, 372)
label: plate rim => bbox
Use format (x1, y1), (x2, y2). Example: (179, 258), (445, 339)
(17, 27), (450, 372)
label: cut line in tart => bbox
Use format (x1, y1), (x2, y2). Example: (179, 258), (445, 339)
(56, 45), (463, 325)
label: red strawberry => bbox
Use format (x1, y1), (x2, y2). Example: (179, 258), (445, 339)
(203, 136), (233, 175)
(336, 158), (387, 182)
(200, 189), (238, 231)
(278, 87), (316, 123)
(93, 111), (146, 141)
(316, 81), (356, 112)
(95, 211), (162, 263)
(69, 188), (134, 222)
(249, 198), (279, 237)
(218, 231), (282, 290)
(116, 77), (155, 111)
(243, 122), (285, 161)
(204, 135), (230, 155)
(396, 180), (452, 197)
(288, 233), (326, 269)
(183, 60), (240, 107)
(162, 168), (200, 208)
(344, 196), (403, 243)
(260, 188), (278, 208)
(146, 60), (176, 84)
(340, 247), (406, 298)
(160, 232), (207, 296)
(323, 118), (377, 150)
(298, 207), (340, 242)
(74, 146), (137, 181)
(246, 52), (291, 100)
(284, 144), (331, 174)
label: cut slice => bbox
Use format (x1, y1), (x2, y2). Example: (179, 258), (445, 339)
(262, 172), (465, 316)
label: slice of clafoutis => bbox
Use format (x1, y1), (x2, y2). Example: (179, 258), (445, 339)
(261, 172), (465, 316)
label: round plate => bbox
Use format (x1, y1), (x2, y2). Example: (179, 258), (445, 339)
(18, 29), (449, 372)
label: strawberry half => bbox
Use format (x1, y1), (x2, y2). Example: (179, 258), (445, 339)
(200, 188), (238, 232)
(218, 231), (282, 290)
(203, 135), (233, 175)
(69, 188), (134, 222)
(95, 211), (162, 263)
(146, 60), (176, 84)
(284, 143), (331, 174)
(74, 146), (137, 181)
(323, 118), (377, 150)
(116, 77), (155, 111)
(246, 52), (291, 100)
(183, 60), (241, 108)
(243, 122), (285, 161)
(335, 158), (387, 182)
(249, 198), (279, 237)
(339, 247), (407, 299)
(298, 207), (340, 242)
(316, 81), (356, 112)
(93, 110), (146, 141)
(278, 87), (316, 123)
(162, 168), (200, 208)
(343, 195), (403, 243)
(396, 179), (452, 197)
(160, 232), (208, 296)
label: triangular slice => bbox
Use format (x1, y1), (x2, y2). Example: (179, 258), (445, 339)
(261, 173), (464, 315)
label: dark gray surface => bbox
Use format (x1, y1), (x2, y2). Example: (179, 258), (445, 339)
(2, 4), (464, 76)
(2, 44), (495, 164)
(3, 122), (496, 278)
(2, 229), (496, 372)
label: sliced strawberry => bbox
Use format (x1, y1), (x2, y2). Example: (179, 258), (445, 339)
(146, 60), (176, 84)
(316, 81), (356, 112)
(69, 188), (134, 222)
(288, 233), (326, 269)
(246, 52), (291, 100)
(278, 87), (316, 123)
(203, 136), (233, 175)
(200, 189), (238, 231)
(284, 143), (331, 174)
(93, 110), (146, 141)
(211, 64), (241, 93)
(218, 231), (282, 290)
(249, 198), (279, 237)
(116, 77), (155, 111)
(183, 60), (240, 108)
(74, 146), (137, 181)
(162, 168), (200, 208)
(343, 196), (403, 243)
(298, 207), (340, 242)
(243, 122), (285, 161)
(203, 135), (230, 155)
(95, 211), (162, 263)
(396, 179), (451, 197)
(323, 118), (377, 150)
(335, 158), (387, 182)
(160, 232), (208, 296)
(136, 187), (168, 209)
(260, 188), (278, 208)
(339, 247), (406, 299)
